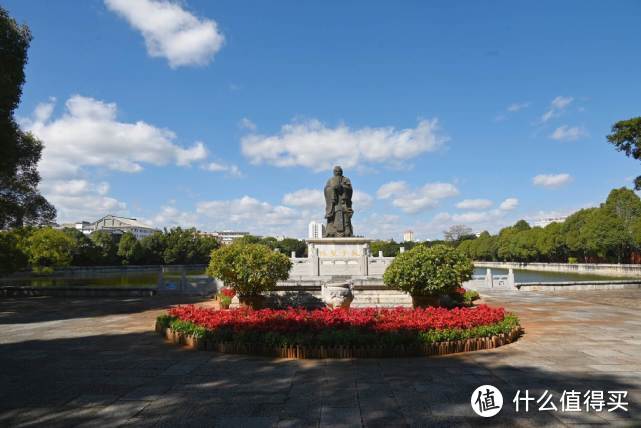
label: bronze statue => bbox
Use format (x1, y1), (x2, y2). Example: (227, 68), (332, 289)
(324, 166), (353, 237)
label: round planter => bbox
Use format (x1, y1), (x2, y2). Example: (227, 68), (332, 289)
(238, 294), (267, 310)
(411, 295), (440, 308)
(321, 281), (354, 309)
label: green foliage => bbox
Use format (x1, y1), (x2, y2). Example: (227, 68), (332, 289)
(459, 188), (641, 263)
(25, 227), (76, 273)
(0, 230), (28, 274)
(383, 245), (474, 296)
(207, 242), (292, 296)
(463, 289), (480, 304)
(90, 230), (119, 265)
(160, 313), (519, 348)
(370, 240), (417, 257)
(117, 232), (142, 265)
(139, 231), (166, 264)
(419, 314), (519, 344)
(62, 228), (99, 266)
(162, 227), (219, 265)
(607, 117), (641, 189)
(0, 7), (56, 229)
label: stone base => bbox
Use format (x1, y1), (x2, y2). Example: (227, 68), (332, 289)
(307, 237), (372, 258)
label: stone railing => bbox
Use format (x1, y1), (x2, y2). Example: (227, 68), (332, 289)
(289, 254), (394, 277)
(474, 261), (641, 278)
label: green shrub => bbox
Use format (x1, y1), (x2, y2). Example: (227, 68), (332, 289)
(568, 256), (578, 264)
(207, 242), (292, 296)
(383, 244), (474, 296)
(464, 289), (480, 304)
(25, 228), (76, 273)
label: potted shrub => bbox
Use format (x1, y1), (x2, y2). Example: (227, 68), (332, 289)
(216, 288), (235, 309)
(207, 242), (292, 309)
(383, 244), (474, 308)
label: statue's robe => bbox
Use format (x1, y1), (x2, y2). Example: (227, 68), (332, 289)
(324, 176), (353, 237)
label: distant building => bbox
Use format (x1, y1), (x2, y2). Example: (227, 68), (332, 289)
(92, 215), (158, 240)
(532, 216), (568, 228)
(199, 230), (250, 245)
(308, 221), (326, 239)
(403, 230), (414, 242)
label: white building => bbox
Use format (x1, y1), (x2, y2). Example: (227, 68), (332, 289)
(308, 221), (326, 239)
(92, 215), (158, 240)
(403, 230), (414, 242)
(199, 230), (250, 245)
(532, 216), (568, 228)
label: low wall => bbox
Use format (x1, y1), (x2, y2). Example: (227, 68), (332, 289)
(474, 261), (641, 278)
(1, 264), (207, 280)
(0, 287), (156, 298)
(290, 256), (394, 277)
(516, 280), (641, 292)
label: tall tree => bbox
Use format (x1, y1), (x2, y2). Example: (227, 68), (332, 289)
(443, 225), (474, 242)
(117, 232), (142, 265)
(0, 7), (55, 228)
(607, 117), (641, 189)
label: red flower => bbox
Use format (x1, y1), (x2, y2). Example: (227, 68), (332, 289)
(220, 288), (236, 298)
(168, 305), (506, 334)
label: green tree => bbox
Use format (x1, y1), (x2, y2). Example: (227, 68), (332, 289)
(606, 117), (641, 189)
(276, 238), (307, 257)
(63, 228), (99, 266)
(90, 230), (119, 265)
(207, 242), (291, 297)
(0, 230), (28, 274)
(25, 228), (75, 273)
(117, 232), (142, 265)
(562, 208), (598, 262)
(582, 209), (629, 263)
(163, 227), (218, 265)
(383, 244), (473, 297)
(535, 222), (565, 262)
(139, 232), (166, 264)
(0, 7), (55, 229)
(603, 187), (641, 232)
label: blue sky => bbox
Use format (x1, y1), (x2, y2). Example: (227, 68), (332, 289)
(6, 0), (641, 239)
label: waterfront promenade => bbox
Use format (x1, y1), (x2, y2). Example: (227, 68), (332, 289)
(0, 288), (639, 426)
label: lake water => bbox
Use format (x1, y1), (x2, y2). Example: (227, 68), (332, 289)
(2, 267), (625, 288)
(473, 267), (622, 283)
(2, 269), (206, 288)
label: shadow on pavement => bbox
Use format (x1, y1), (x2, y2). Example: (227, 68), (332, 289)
(0, 329), (638, 427)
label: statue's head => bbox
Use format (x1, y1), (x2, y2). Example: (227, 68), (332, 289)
(333, 166), (343, 176)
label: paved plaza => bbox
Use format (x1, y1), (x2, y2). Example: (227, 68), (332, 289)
(0, 287), (640, 427)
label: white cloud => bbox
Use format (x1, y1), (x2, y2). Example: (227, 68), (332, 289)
(456, 199), (492, 210)
(507, 102), (530, 112)
(21, 95), (211, 223)
(40, 179), (127, 222)
(281, 188), (373, 210)
(239, 117), (256, 131)
(241, 118), (447, 171)
(105, 0), (224, 68)
(550, 125), (588, 141)
(541, 96), (573, 123)
(23, 95), (207, 180)
(196, 196), (306, 236)
(376, 181), (408, 199)
(204, 162), (242, 177)
(533, 173), (572, 188)
(499, 197), (519, 211)
(146, 204), (199, 228)
(378, 181), (458, 214)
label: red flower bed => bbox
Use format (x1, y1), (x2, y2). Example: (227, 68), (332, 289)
(168, 305), (505, 334)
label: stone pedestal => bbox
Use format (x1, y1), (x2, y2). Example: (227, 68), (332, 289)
(307, 238), (371, 258)
(306, 238), (372, 277)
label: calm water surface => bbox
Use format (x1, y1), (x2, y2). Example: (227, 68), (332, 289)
(473, 267), (623, 283)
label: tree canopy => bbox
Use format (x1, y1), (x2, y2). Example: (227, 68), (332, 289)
(607, 117), (641, 189)
(0, 6), (55, 229)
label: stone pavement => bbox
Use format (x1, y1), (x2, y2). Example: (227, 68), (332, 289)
(0, 288), (640, 427)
